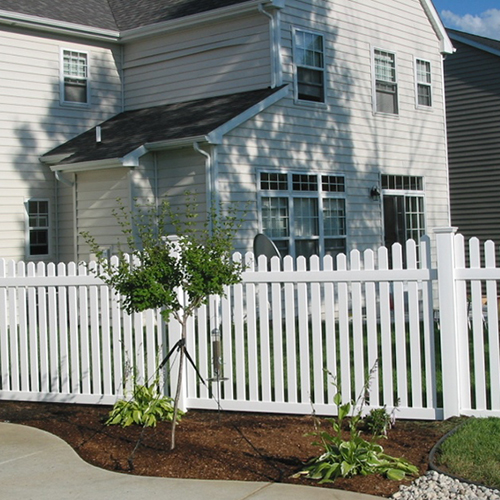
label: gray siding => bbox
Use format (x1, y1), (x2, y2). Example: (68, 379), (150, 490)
(445, 40), (500, 247)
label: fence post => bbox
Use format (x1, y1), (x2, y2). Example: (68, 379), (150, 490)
(434, 227), (461, 419)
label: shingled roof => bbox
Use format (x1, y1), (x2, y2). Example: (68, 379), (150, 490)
(0, 0), (251, 31)
(42, 86), (287, 167)
(447, 29), (500, 54)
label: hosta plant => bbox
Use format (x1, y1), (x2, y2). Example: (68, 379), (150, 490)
(106, 382), (181, 428)
(295, 381), (418, 483)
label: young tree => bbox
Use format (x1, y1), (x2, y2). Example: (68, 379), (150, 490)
(82, 196), (244, 449)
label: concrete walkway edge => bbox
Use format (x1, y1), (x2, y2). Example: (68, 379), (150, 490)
(0, 422), (384, 500)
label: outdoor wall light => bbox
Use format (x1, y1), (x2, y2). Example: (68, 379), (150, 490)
(370, 185), (381, 199)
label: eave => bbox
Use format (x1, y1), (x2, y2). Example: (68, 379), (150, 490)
(0, 9), (120, 42)
(121, 0), (285, 42)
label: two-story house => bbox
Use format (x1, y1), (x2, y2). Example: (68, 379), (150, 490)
(444, 29), (500, 253)
(0, 0), (453, 263)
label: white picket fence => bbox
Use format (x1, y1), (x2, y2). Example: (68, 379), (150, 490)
(0, 228), (499, 420)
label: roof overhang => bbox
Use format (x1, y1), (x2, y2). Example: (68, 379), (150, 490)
(419, 0), (455, 54)
(42, 84), (290, 173)
(0, 9), (120, 42)
(121, 0), (285, 42)
(448, 31), (500, 58)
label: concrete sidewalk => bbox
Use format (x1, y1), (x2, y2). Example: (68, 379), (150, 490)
(0, 422), (384, 500)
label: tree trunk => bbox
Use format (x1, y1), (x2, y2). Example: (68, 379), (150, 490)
(170, 321), (187, 450)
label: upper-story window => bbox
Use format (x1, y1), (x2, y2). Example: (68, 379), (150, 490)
(373, 49), (398, 114)
(293, 29), (325, 103)
(415, 59), (432, 107)
(61, 49), (89, 105)
(259, 172), (346, 260)
(27, 199), (50, 257)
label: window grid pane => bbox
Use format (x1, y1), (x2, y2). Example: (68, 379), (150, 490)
(416, 60), (432, 107)
(262, 197), (289, 238)
(375, 50), (396, 83)
(323, 198), (346, 236)
(294, 198), (319, 237)
(381, 175), (423, 191)
(292, 174), (318, 192)
(405, 196), (425, 241)
(322, 175), (345, 192)
(260, 172), (288, 191)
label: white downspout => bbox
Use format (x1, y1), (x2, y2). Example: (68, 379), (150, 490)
(258, 3), (279, 88)
(193, 141), (218, 221)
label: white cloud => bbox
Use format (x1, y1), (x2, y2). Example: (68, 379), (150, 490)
(441, 9), (500, 40)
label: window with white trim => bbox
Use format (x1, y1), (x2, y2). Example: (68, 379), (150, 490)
(415, 59), (432, 107)
(61, 49), (89, 104)
(373, 49), (398, 114)
(27, 199), (50, 257)
(259, 172), (346, 259)
(293, 29), (325, 103)
(382, 175), (425, 249)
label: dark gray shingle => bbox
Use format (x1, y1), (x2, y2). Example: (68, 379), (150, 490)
(43, 87), (284, 166)
(0, 0), (252, 31)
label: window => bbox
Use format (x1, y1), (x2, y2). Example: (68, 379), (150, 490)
(260, 172), (346, 260)
(415, 59), (432, 107)
(61, 49), (89, 104)
(293, 29), (325, 103)
(381, 175), (425, 250)
(373, 49), (398, 114)
(27, 200), (50, 256)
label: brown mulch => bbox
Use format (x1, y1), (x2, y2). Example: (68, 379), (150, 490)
(0, 401), (461, 498)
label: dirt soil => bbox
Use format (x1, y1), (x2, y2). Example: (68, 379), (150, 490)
(0, 401), (460, 498)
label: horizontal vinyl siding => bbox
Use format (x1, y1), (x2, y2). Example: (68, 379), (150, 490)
(445, 40), (500, 246)
(216, 0), (449, 256)
(75, 168), (130, 260)
(123, 12), (271, 109)
(0, 25), (123, 261)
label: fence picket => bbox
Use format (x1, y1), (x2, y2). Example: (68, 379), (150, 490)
(47, 262), (59, 393)
(283, 255), (298, 404)
(350, 250), (365, 401)
(57, 263), (70, 394)
(337, 253), (351, 402)
(246, 253), (259, 402)
(407, 240), (423, 408)
(271, 255), (284, 403)
(364, 249), (379, 407)
(0, 259), (9, 391)
(378, 246), (394, 408)
(17, 261), (29, 392)
(485, 241), (500, 409)
(323, 255), (338, 405)
(297, 256), (311, 404)
(256, 254), (271, 402)
(27, 262), (40, 393)
(469, 238), (487, 411)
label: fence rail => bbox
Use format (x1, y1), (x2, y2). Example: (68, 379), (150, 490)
(1, 228), (499, 420)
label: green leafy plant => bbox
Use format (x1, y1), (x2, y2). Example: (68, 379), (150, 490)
(363, 407), (396, 437)
(295, 375), (418, 483)
(82, 194), (245, 449)
(106, 382), (180, 428)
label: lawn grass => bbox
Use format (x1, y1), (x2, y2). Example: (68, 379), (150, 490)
(435, 417), (500, 489)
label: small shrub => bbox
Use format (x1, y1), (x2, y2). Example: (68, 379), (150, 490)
(107, 382), (181, 428)
(363, 407), (395, 437)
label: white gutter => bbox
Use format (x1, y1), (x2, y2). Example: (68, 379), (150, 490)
(121, 0), (284, 42)
(0, 10), (120, 42)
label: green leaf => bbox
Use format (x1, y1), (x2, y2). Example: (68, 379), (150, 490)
(386, 469), (406, 481)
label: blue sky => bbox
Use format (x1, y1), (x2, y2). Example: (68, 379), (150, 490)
(432, 0), (500, 40)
